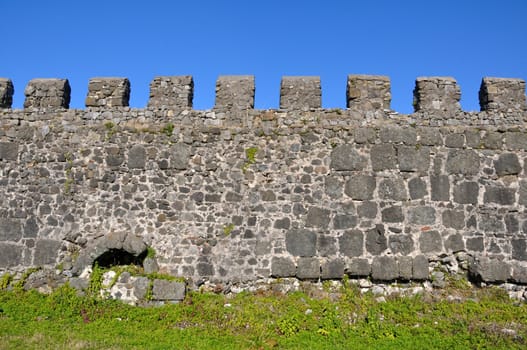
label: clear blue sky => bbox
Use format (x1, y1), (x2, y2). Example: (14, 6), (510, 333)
(1, 1), (526, 113)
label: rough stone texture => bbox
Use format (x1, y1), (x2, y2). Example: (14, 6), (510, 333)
(0, 78), (14, 108)
(344, 175), (376, 200)
(371, 256), (398, 281)
(494, 153), (521, 176)
(24, 79), (70, 109)
(339, 230), (363, 257)
(152, 279), (185, 301)
(412, 255), (429, 280)
(408, 206), (436, 225)
(470, 257), (511, 283)
(330, 145), (366, 171)
(419, 230), (442, 254)
(85, 78), (130, 107)
(413, 77), (461, 113)
(148, 76), (193, 108)
(446, 150), (480, 175)
(431, 175), (450, 202)
(215, 75), (254, 110)
(398, 146), (429, 172)
(280, 76), (321, 110)
(286, 229), (316, 257)
(479, 77), (526, 112)
(371, 144), (397, 171)
(271, 257), (296, 277)
(453, 182), (479, 205)
(296, 257), (320, 279)
(33, 239), (61, 265)
(347, 258), (371, 277)
(378, 178), (408, 201)
(321, 259), (345, 279)
(365, 225), (387, 255)
(0, 243), (23, 267)
(346, 75), (391, 110)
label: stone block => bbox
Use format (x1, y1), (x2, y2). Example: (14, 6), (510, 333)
(274, 217), (291, 230)
(346, 75), (391, 110)
(419, 128), (443, 146)
(413, 77), (461, 113)
(0, 242), (23, 267)
(484, 186), (516, 206)
(408, 206), (436, 225)
(446, 150), (480, 175)
(132, 276), (150, 299)
(317, 235), (337, 256)
(494, 153), (521, 176)
(505, 132), (527, 151)
(408, 177), (427, 199)
(286, 229), (316, 257)
(346, 258), (371, 277)
(412, 255), (429, 280)
(469, 257), (511, 283)
(170, 143), (190, 170)
(379, 127), (417, 145)
(512, 239), (527, 261)
(280, 76), (321, 110)
(33, 239), (61, 265)
(419, 230), (442, 254)
(305, 207), (330, 229)
(128, 145), (146, 169)
(330, 145), (367, 171)
(444, 133), (465, 148)
(520, 181), (527, 206)
(357, 201), (378, 218)
(344, 175), (376, 200)
(378, 178), (408, 201)
(148, 76), (193, 108)
(444, 234), (464, 253)
(333, 214), (357, 230)
(339, 230), (363, 257)
(324, 176), (343, 198)
(152, 279), (185, 301)
(85, 77), (130, 107)
(0, 219), (22, 241)
(371, 256), (398, 281)
(271, 257), (296, 277)
(511, 264), (527, 284)
(442, 210), (465, 230)
(215, 75), (254, 110)
(453, 182), (479, 205)
(389, 234), (414, 255)
(381, 206), (404, 223)
(479, 77), (526, 112)
(296, 257), (320, 279)
(196, 262), (214, 276)
(321, 259), (345, 279)
(466, 237), (484, 252)
(371, 144), (397, 171)
(24, 78), (70, 109)
(0, 78), (14, 108)
(365, 225), (387, 255)
(398, 146), (429, 172)
(0, 142), (19, 161)
(398, 256), (413, 280)
(430, 175), (450, 202)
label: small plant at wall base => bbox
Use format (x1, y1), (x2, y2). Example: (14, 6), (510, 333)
(162, 123), (174, 137)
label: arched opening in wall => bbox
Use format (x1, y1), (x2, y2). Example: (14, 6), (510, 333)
(93, 248), (148, 269)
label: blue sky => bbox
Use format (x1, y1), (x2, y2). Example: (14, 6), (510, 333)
(1, 0), (526, 113)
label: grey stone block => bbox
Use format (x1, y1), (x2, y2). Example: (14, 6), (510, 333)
(271, 257), (296, 277)
(470, 257), (511, 283)
(128, 145), (146, 169)
(280, 76), (321, 110)
(170, 143), (191, 170)
(330, 145), (367, 171)
(354, 128), (376, 144)
(419, 128), (443, 146)
(85, 77), (130, 107)
(378, 178), (408, 201)
(0, 242), (23, 267)
(305, 207), (331, 229)
(286, 229), (316, 257)
(444, 133), (465, 148)
(381, 206), (404, 223)
(453, 182), (479, 205)
(380, 127), (417, 145)
(274, 217), (291, 230)
(512, 239), (527, 261)
(346, 75), (391, 110)
(371, 144), (397, 171)
(431, 175), (450, 202)
(511, 264), (527, 284)
(347, 258), (371, 277)
(419, 230), (442, 253)
(339, 230), (363, 257)
(152, 279), (185, 301)
(479, 77), (526, 112)
(321, 259), (345, 279)
(344, 175), (376, 200)
(484, 186), (516, 206)
(446, 150), (480, 175)
(148, 76), (193, 108)
(444, 234), (464, 253)
(24, 78), (71, 109)
(466, 237), (484, 252)
(0, 219), (22, 241)
(324, 176), (343, 198)
(520, 181), (527, 206)
(0, 78), (14, 108)
(0, 142), (18, 161)
(196, 262), (214, 276)
(33, 239), (61, 265)
(398, 146), (429, 172)
(333, 214), (357, 230)
(494, 153), (521, 176)
(398, 256), (413, 280)
(24, 217), (39, 238)
(143, 257), (159, 274)
(408, 206), (436, 225)
(478, 213), (505, 233)
(371, 256), (398, 281)
(389, 234), (414, 255)
(412, 255), (429, 280)
(132, 276), (150, 299)
(357, 201), (378, 218)
(317, 235), (337, 256)
(408, 177), (427, 199)
(505, 132), (527, 151)
(413, 77), (461, 113)
(296, 257), (320, 279)
(365, 225), (387, 255)
(215, 75), (254, 110)
(442, 210), (465, 230)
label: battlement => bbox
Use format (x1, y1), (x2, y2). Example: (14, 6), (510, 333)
(1, 75), (525, 114)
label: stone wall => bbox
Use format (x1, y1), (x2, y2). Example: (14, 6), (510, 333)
(0, 74), (526, 300)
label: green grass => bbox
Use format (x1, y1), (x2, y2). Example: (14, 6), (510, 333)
(0, 283), (526, 349)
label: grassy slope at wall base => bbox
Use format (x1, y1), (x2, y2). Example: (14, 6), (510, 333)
(1, 281), (526, 350)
